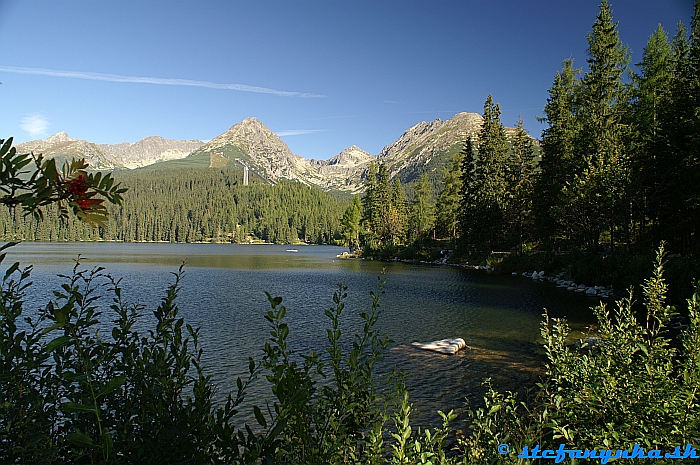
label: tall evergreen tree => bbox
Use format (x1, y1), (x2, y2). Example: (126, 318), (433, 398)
(506, 117), (537, 255)
(390, 178), (409, 245)
(654, 1), (700, 252)
(559, 0), (630, 252)
(458, 136), (479, 252)
(411, 173), (434, 238)
(534, 59), (582, 249)
(435, 149), (464, 241)
(340, 194), (362, 251)
(471, 95), (510, 253)
(631, 24), (674, 245)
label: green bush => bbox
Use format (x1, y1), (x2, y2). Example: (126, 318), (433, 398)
(2, 244), (699, 464)
(0, 254), (458, 464)
(460, 245), (700, 463)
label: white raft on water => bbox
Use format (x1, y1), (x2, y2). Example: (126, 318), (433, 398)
(411, 337), (467, 355)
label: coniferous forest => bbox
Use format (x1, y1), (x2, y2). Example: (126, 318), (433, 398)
(0, 166), (346, 244)
(350, 0), (700, 293)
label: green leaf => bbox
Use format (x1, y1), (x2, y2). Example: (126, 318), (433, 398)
(61, 372), (88, 383)
(268, 416), (288, 441)
(253, 405), (267, 428)
(97, 375), (127, 397)
(46, 335), (71, 353)
(67, 431), (95, 448)
(42, 321), (66, 334)
(62, 402), (97, 413)
(101, 433), (114, 458)
(4, 261), (19, 281)
(43, 158), (58, 181)
(488, 404), (502, 415)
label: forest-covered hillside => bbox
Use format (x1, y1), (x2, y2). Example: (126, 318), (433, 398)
(0, 166), (348, 244)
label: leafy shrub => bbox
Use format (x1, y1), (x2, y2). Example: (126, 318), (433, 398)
(0, 253), (459, 464)
(459, 245), (700, 463)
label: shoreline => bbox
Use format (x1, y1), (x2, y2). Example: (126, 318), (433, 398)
(339, 252), (616, 301)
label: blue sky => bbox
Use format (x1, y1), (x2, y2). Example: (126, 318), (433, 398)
(0, 0), (694, 160)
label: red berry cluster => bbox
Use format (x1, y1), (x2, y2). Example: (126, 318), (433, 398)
(68, 175), (90, 210)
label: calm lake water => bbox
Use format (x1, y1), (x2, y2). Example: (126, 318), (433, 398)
(3, 242), (599, 426)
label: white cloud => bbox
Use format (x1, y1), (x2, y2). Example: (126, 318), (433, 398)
(276, 129), (324, 137)
(277, 129), (325, 136)
(20, 114), (48, 137)
(0, 65), (325, 98)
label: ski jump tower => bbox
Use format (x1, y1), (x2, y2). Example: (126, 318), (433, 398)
(234, 158), (275, 186)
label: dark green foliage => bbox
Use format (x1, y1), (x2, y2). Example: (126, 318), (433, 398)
(533, 0), (700, 258)
(458, 246), (700, 463)
(0, 166), (346, 245)
(457, 97), (537, 257)
(340, 194), (362, 251)
(434, 149), (463, 241)
(533, 59), (582, 248)
(0, 257), (225, 464)
(361, 163), (410, 253)
(411, 174), (434, 238)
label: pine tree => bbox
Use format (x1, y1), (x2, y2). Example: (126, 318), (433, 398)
(435, 149), (463, 240)
(631, 24), (674, 246)
(468, 95), (510, 254)
(534, 59), (582, 249)
(559, 0), (630, 252)
(654, 1), (700, 252)
(390, 178), (409, 244)
(411, 173), (434, 238)
(506, 118), (537, 255)
(340, 195), (362, 251)
(458, 136), (479, 252)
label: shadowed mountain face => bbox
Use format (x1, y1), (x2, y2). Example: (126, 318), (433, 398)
(14, 112), (532, 193)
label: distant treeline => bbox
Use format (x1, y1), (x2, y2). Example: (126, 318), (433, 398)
(0, 167), (347, 244)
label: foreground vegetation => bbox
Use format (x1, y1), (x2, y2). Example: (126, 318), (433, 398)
(1, 241), (698, 464)
(2, 1), (699, 462)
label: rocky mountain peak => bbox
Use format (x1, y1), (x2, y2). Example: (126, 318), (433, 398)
(329, 146), (373, 166)
(45, 132), (76, 144)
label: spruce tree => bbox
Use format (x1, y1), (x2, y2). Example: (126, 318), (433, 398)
(632, 24), (674, 246)
(390, 178), (409, 244)
(340, 195), (362, 251)
(458, 136), (479, 253)
(560, 0), (630, 252)
(471, 95), (510, 253)
(435, 149), (464, 241)
(412, 173), (434, 238)
(534, 59), (581, 250)
(506, 117), (537, 255)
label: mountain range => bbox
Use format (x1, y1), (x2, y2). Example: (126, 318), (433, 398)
(16, 112), (530, 193)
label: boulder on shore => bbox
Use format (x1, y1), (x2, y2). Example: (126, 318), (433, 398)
(411, 338), (467, 355)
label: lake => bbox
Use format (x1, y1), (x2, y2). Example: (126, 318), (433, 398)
(2, 242), (598, 427)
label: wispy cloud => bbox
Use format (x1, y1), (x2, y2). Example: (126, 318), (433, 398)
(277, 129), (325, 136)
(20, 114), (48, 137)
(382, 100), (402, 104)
(0, 65), (326, 98)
